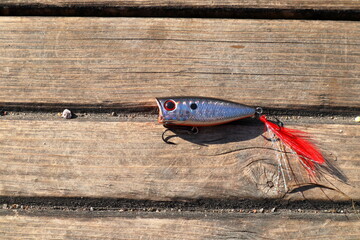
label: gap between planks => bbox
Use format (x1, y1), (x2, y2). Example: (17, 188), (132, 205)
(1, 6), (360, 21)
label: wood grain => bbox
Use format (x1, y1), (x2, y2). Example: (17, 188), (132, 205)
(0, 119), (358, 201)
(1, 210), (360, 239)
(2, 0), (360, 10)
(1, 17), (360, 112)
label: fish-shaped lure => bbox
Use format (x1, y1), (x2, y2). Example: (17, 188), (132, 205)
(156, 97), (256, 127)
(156, 96), (326, 178)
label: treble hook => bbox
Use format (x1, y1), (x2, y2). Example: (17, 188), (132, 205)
(274, 117), (284, 128)
(162, 126), (199, 145)
(189, 126), (199, 135)
(261, 117), (284, 142)
(162, 128), (176, 145)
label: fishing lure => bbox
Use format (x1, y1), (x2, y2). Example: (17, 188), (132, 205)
(156, 96), (327, 179)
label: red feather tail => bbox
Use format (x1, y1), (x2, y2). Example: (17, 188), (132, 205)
(259, 115), (325, 176)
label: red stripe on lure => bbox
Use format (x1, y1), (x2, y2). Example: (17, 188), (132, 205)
(156, 96), (325, 176)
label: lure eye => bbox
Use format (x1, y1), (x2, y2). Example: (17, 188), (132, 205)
(190, 103), (197, 110)
(164, 100), (176, 111)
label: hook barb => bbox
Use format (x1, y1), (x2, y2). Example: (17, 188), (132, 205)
(162, 128), (176, 145)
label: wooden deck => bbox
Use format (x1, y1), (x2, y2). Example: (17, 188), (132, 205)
(1, 1), (360, 239)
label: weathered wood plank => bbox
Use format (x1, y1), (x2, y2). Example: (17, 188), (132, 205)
(1, 210), (360, 239)
(0, 119), (358, 201)
(1, 17), (359, 112)
(2, 0), (360, 10)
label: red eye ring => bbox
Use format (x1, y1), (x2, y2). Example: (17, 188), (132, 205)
(164, 100), (176, 111)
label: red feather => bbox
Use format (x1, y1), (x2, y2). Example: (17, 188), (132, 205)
(259, 115), (325, 176)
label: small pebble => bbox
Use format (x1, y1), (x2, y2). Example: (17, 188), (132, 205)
(271, 207), (276, 213)
(355, 116), (360, 123)
(11, 204), (19, 209)
(111, 112), (117, 117)
(90, 207), (94, 211)
(259, 208), (264, 213)
(61, 109), (72, 119)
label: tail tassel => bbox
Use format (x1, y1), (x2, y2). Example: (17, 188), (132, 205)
(259, 115), (325, 177)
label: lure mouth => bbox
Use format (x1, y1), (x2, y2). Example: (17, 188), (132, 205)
(155, 98), (164, 124)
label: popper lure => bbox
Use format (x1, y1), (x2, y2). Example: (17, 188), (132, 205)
(156, 96), (328, 179)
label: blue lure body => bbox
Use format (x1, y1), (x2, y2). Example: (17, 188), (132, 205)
(156, 97), (256, 127)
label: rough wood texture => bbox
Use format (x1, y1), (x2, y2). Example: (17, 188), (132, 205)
(1, 17), (360, 112)
(0, 119), (358, 201)
(1, 210), (360, 239)
(2, 0), (360, 10)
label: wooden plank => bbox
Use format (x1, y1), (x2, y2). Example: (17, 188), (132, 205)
(1, 210), (360, 239)
(0, 119), (358, 201)
(2, 0), (360, 11)
(1, 17), (359, 112)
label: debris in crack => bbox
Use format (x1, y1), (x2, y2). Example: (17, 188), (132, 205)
(61, 109), (72, 119)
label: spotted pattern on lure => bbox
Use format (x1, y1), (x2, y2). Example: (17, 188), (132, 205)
(156, 97), (256, 127)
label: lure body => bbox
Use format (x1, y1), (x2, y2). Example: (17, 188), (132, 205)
(156, 97), (256, 127)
